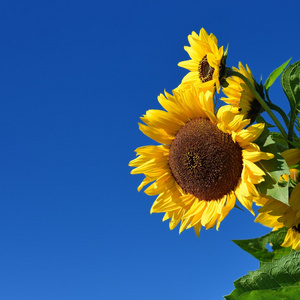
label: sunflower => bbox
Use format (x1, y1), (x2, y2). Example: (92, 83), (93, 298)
(255, 187), (300, 250)
(221, 62), (262, 122)
(255, 148), (300, 250)
(177, 28), (224, 93)
(129, 86), (274, 236)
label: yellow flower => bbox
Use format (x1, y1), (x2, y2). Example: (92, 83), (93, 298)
(129, 87), (274, 236)
(177, 28), (224, 93)
(255, 148), (300, 250)
(255, 187), (300, 250)
(221, 62), (262, 122)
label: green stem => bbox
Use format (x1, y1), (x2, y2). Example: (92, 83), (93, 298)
(287, 110), (296, 146)
(267, 102), (290, 129)
(226, 68), (289, 142)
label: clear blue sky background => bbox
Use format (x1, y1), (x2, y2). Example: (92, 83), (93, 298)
(0, 1), (299, 299)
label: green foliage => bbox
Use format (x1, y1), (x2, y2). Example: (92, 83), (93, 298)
(281, 60), (300, 111)
(270, 132), (289, 152)
(255, 127), (290, 205)
(256, 115), (274, 129)
(286, 138), (300, 150)
(281, 60), (300, 143)
(265, 58), (291, 92)
(226, 59), (300, 300)
(225, 251), (300, 299)
(232, 227), (291, 262)
(226, 287), (300, 300)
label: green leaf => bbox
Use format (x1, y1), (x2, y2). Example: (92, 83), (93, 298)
(281, 60), (300, 111)
(226, 287), (300, 300)
(255, 127), (290, 205)
(286, 138), (300, 150)
(265, 58), (291, 92)
(232, 227), (291, 262)
(270, 132), (289, 152)
(225, 251), (300, 299)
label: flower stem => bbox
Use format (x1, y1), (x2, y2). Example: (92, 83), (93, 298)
(287, 110), (297, 146)
(225, 68), (289, 142)
(267, 102), (290, 129)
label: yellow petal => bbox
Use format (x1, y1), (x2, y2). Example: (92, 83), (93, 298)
(243, 149), (274, 162)
(235, 123), (265, 146)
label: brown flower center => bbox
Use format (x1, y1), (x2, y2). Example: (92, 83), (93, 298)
(198, 55), (215, 83)
(168, 118), (243, 201)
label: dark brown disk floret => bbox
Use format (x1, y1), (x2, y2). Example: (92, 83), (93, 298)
(198, 55), (215, 83)
(169, 118), (243, 201)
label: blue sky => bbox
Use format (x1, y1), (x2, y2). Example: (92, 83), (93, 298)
(0, 0), (299, 299)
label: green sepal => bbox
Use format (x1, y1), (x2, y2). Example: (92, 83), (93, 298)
(223, 44), (229, 62)
(232, 227), (291, 262)
(224, 251), (300, 299)
(234, 203), (244, 211)
(254, 126), (290, 205)
(220, 48), (229, 87)
(254, 78), (266, 102)
(264, 58), (292, 92)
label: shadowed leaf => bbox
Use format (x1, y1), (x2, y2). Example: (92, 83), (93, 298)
(255, 127), (290, 205)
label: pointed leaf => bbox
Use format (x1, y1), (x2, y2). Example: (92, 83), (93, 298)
(265, 58), (291, 92)
(232, 227), (291, 262)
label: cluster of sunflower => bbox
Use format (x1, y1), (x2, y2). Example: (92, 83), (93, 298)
(129, 28), (300, 250)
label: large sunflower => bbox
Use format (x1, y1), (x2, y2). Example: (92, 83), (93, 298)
(221, 62), (262, 122)
(129, 87), (273, 236)
(177, 28), (224, 93)
(255, 148), (300, 250)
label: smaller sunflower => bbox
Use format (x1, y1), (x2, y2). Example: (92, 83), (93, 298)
(255, 148), (300, 250)
(255, 188), (300, 250)
(130, 86), (274, 236)
(221, 62), (262, 122)
(178, 28), (224, 93)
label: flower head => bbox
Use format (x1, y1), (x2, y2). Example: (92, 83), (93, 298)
(178, 28), (224, 93)
(221, 63), (262, 122)
(255, 187), (300, 250)
(129, 87), (273, 236)
(255, 148), (300, 250)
